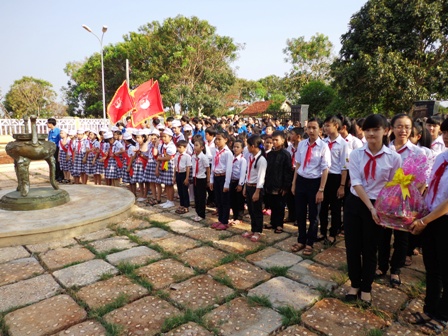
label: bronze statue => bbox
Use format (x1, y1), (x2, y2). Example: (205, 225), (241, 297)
(5, 116), (59, 197)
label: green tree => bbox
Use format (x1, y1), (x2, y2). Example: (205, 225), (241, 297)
(65, 16), (240, 117)
(4, 77), (57, 118)
(332, 0), (448, 116)
(297, 81), (337, 117)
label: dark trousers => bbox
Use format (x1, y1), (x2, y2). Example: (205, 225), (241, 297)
(176, 172), (190, 208)
(229, 180), (244, 220)
(194, 178), (207, 219)
(377, 228), (408, 275)
(407, 233), (422, 256)
(264, 193), (272, 210)
(344, 193), (380, 292)
(246, 185), (263, 233)
(422, 215), (448, 321)
(269, 193), (285, 228)
(285, 190), (296, 221)
(319, 173), (342, 238)
(54, 146), (64, 180)
(295, 175), (321, 247)
(214, 175), (230, 224)
(207, 164), (215, 205)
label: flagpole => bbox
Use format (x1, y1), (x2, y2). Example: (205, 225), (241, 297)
(126, 59), (130, 87)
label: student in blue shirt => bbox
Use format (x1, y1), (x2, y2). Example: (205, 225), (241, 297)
(47, 118), (64, 182)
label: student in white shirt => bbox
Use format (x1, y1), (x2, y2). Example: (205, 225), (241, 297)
(191, 139), (210, 222)
(229, 140), (247, 225)
(173, 140), (192, 214)
(242, 135), (267, 242)
(285, 127), (304, 224)
(407, 119), (448, 334)
(426, 115), (446, 155)
(291, 118), (331, 256)
(344, 114), (401, 306)
(205, 127), (217, 207)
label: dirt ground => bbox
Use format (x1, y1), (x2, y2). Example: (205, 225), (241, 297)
(0, 151), (13, 164)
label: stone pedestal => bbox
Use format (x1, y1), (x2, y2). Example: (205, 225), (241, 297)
(0, 188), (70, 211)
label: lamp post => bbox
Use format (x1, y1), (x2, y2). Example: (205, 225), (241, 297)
(82, 24), (108, 122)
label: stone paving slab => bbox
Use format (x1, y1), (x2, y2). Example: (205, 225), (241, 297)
(398, 298), (425, 325)
(116, 216), (152, 230)
(406, 254), (425, 274)
(0, 257), (44, 286)
(26, 238), (78, 253)
(400, 267), (426, 287)
(76, 275), (149, 309)
(313, 247), (347, 270)
(131, 206), (164, 219)
(145, 212), (179, 223)
(39, 246), (95, 271)
(287, 259), (345, 291)
(50, 320), (107, 336)
(106, 245), (162, 266)
(261, 231), (291, 245)
(302, 298), (386, 336)
(384, 322), (424, 336)
(0, 246), (30, 264)
(155, 235), (201, 254)
(203, 297), (283, 336)
(136, 259), (195, 290)
(134, 227), (174, 243)
(103, 296), (180, 336)
(245, 247), (281, 263)
(226, 221), (252, 234)
(168, 274), (235, 310)
(166, 219), (204, 234)
(0, 274), (61, 312)
(53, 259), (118, 288)
(208, 260), (271, 290)
(185, 227), (233, 242)
(88, 236), (137, 253)
(76, 228), (115, 242)
(179, 246), (227, 270)
(163, 322), (213, 336)
(4, 294), (87, 336)
(248, 276), (320, 310)
(273, 236), (299, 253)
(214, 235), (262, 254)
(275, 325), (318, 335)
(253, 250), (303, 269)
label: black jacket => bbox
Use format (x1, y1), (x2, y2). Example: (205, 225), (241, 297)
(265, 149), (293, 193)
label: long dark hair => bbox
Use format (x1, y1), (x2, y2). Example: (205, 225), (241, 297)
(247, 135), (266, 161)
(362, 114), (390, 146)
(412, 120), (431, 148)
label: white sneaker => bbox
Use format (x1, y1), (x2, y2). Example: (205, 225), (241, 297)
(137, 197), (146, 202)
(162, 200), (175, 208)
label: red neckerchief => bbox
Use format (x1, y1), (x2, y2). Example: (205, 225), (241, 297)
(328, 140), (336, 151)
(364, 150), (384, 180)
(122, 146), (134, 176)
(194, 154), (200, 185)
(291, 146), (297, 166)
(214, 148), (225, 170)
(247, 155), (255, 181)
(303, 141), (317, 169)
(429, 160), (448, 202)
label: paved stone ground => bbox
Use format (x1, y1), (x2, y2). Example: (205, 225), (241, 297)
(0, 165), (431, 335)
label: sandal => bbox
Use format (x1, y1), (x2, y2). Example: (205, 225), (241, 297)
(264, 224), (274, 229)
(145, 198), (157, 206)
(408, 312), (432, 325)
(274, 227), (283, 234)
(242, 232), (253, 238)
(390, 274), (401, 288)
(175, 207), (185, 214)
(192, 216), (203, 222)
(291, 243), (305, 252)
(215, 224), (228, 230)
(302, 246), (313, 256)
(405, 256), (413, 266)
(420, 318), (447, 335)
(250, 233), (261, 242)
(375, 269), (385, 279)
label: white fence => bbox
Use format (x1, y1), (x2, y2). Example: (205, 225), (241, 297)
(0, 118), (109, 135)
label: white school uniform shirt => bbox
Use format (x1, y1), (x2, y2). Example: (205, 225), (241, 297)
(389, 140), (424, 161)
(186, 140), (195, 156)
(343, 133), (363, 152)
(87, 139), (100, 152)
(246, 151), (267, 189)
(173, 133), (185, 145)
(349, 144), (402, 200)
(294, 138), (331, 179)
(125, 144), (136, 158)
(205, 138), (216, 164)
(431, 135), (446, 156)
(425, 151), (448, 213)
(361, 136), (367, 144)
(243, 146), (251, 163)
(159, 142), (177, 157)
(174, 152), (192, 173)
(71, 138), (87, 154)
(286, 143), (299, 167)
(111, 140), (124, 154)
(210, 145), (233, 188)
(231, 154), (247, 186)
(323, 135), (349, 174)
(192, 152), (209, 179)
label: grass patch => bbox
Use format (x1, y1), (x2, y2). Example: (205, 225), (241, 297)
(160, 307), (212, 332)
(219, 253), (240, 265)
(265, 266), (289, 277)
(211, 270), (234, 288)
(247, 295), (273, 308)
(100, 319), (124, 336)
(149, 221), (171, 231)
(155, 290), (170, 301)
(277, 305), (302, 326)
(89, 293), (128, 318)
(114, 227), (132, 236)
(365, 328), (383, 336)
(337, 263), (349, 274)
(99, 272), (116, 281)
(315, 285), (337, 300)
(116, 262), (138, 275)
(96, 248), (125, 260)
(331, 272), (349, 286)
(62, 261), (84, 269)
(242, 244), (266, 257)
(403, 278), (426, 299)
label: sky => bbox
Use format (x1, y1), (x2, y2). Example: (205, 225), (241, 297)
(0, 0), (367, 100)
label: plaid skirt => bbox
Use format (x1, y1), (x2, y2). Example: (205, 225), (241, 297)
(95, 159), (106, 175)
(156, 160), (174, 186)
(59, 151), (70, 172)
(105, 158), (121, 179)
(145, 161), (157, 183)
(71, 154), (84, 177)
(122, 168), (131, 184)
(85, 153), (97, 175)
(131, 160), (145, 184)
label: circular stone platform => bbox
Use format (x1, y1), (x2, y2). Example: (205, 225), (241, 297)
(0, 188), (70, 211)
(0, 185), (135, 247)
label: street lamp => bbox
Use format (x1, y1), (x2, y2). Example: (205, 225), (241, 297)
(82, 24), (108, 122)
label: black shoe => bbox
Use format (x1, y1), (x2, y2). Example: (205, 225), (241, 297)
(390, 274), (401, 288)
(284, 217), (295, 223)
(316, 234), (326, 242)
(344, 288), (360, 302)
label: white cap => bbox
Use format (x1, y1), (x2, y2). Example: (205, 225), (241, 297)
(131, 128), (139, 135)
(76, 129), (84, 135)
(123, 132), (132, 140)
(142, 128), (151, 135)
(183, 124), (193, 131)
(162, 128), (174, 137)
(100, 127), (109, 133)
(172, 120), (181, 128)
(136, 130), (146, 136)
(150, 129), (160, 136)
(111, 126), (119, 132)
(89, 129), (98, 135)
(68, 129), (76, 136)
(103, 131), (113, 139)
(157, 124), (165, 130)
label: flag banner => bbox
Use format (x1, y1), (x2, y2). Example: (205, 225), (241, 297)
(131, 80), (164, 127)
(107, 81), (134, 124)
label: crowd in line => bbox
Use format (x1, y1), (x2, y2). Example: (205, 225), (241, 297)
(46, 112), (448, 335)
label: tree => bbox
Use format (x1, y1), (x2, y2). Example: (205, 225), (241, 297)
(65, 16), (241, 117)
(332, 0), (448, 116)
(297, 81), (337, 117)
(4, 77), (58, 118)
(283, 33), (334, 94)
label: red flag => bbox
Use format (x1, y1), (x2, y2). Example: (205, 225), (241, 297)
(131, 80), (164, 127)
(107, 81), (134, 124)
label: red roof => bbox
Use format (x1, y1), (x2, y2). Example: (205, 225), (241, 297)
(240, 101), (272, 115)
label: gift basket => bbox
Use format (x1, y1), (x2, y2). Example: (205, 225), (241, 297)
(375, 153), (430, 231)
